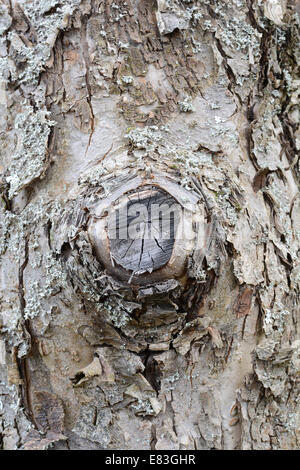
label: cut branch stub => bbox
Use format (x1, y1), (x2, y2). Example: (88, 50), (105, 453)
(109, 187), (177, 273)
(88, 174), (207, 285)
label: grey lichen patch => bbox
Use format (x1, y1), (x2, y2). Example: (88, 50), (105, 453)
(126, 375), (162, 416)
(125, 125), (166, 151)
(162, 371), (180, 391)
(0, 1), (84, 200)
(6, 106), (55, 198)
(121, 76), (134, 85)
(24, 253), (67, 320)
(78, 163), (110, 188)
(178, 96), (195, 113)
(218, 16), (261, 57)
(253, 338), (300, 404)
(72, 388), (113, 448)
(217, 186), (240, 228)
(0, 197), (66, 346)
(129, 396), (160, 417)
(124, 124), (239, 235)
(262, 302), (291, 337)
(104, 301), (131, 330)
(0, 4), (12, 36)
(209, 117), (239, 146)
(0, 197), (51, 258)
(125, 124), (212, 179)
(2, 0), (81, 86)
(0, 368), (34, 449)
(0, 210), (17, 257)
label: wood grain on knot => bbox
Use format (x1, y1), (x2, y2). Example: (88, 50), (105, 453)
(88, 174), (204, 285)
(108, 188), (179, 275)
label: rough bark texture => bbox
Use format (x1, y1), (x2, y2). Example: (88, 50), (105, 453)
(0, 0), (299, 450)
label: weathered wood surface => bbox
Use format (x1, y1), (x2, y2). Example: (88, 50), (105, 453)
(0, 0), (299, 450)
(108, 187), (177, 274)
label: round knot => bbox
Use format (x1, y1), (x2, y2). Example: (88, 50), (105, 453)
(108, 187), (178, 275)
(88, 175), (206, 285)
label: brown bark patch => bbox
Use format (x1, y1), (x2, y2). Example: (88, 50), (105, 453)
(234, 287), (253, 318)
(23, 392), (66, 450)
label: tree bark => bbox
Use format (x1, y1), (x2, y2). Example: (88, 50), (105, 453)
(0, 0), (299, 450)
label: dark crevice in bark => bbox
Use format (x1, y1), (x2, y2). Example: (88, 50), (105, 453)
(280, 121), (299, 180)
(246, 0), (265, 34)
(169, 391), (178, 442)
(213, 36), (243, 107)
(262, 240), (270, 285)
(60, 241), (72, 261)
(18, 236), (29, 320)
(246, 93), (260, 173)
(258, 28), (272, 92)
(224, 336), (234, 362)
(81, 12), (95, 156)
(70, 371), (85, 386)
(17, 237), (39, 430)
(17, 354), (40, 431)
(43, 4), (62, 17)
(14, 417), (22, 449)
(45, 219), (52, 250)
(150, 423), (157, 450)
(141, 350), (161, 393)
(0, 178), (11, 213)
(92, 406), (98, 426)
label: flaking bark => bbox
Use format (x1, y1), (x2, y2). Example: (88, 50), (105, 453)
(0, 0), (299, 450)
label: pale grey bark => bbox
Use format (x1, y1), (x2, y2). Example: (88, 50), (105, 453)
(0, 0), (299, 450)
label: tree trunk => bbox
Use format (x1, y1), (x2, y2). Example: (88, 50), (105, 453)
(0, 0), (299, 450)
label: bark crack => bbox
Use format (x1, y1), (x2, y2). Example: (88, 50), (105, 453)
(213, 36), (242, 107)
(81, 14), (95, 156)
(17, 237), (39, 430)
